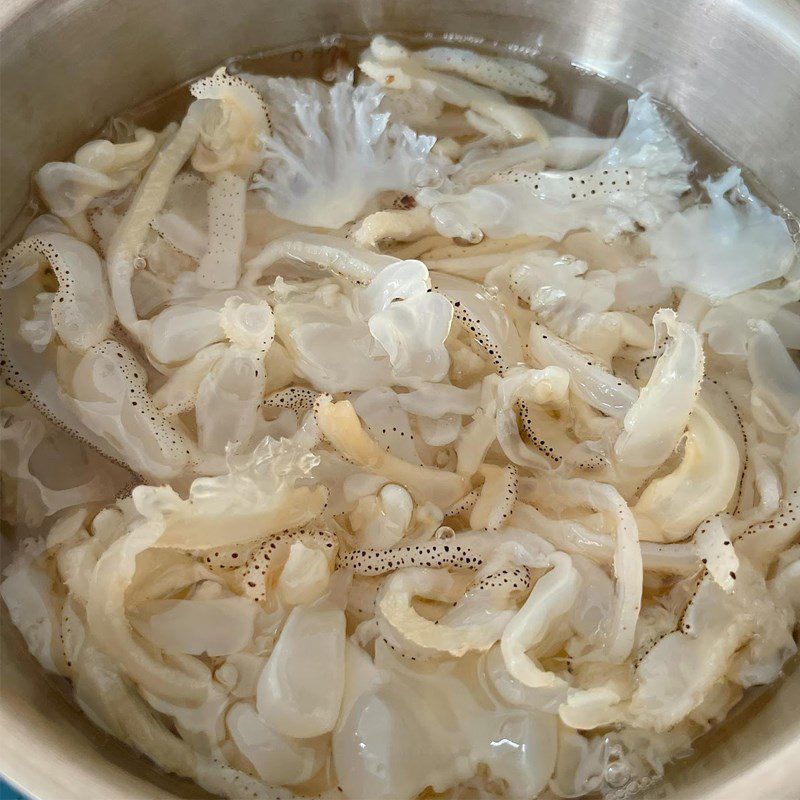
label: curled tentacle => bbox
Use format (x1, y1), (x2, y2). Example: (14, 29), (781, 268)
(58, 339), (192, 480)
(432, 272), (524, 374)
(516, 399), (605, 470)
(315, 396), (470, 508)
(528, 322), (638, 419)
(237, 527), (338, 602)
(361, 37), (549, 142)
(470, 463), (518, 531)
(106, 100), (209, 339)
(444, 488), (481, 518)
(375, 562), (533, 661)
(244, 233), (395, 288)
(1, 232), (114, 352)
(152, 344), (227, 416)
(339, 537), (486, 576)
(734, 489), (800, 570)
(634, 403), (740, 543)
(614, 308), (704, 469)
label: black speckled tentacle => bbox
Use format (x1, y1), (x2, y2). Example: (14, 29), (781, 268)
(516, 399), (604, 470)
(236, 527), (338, 602)
(261, 385), (319, 414)
(338, 539), (485, 576)
(444, 489), (481, 518)
(471, 565), (531, 593)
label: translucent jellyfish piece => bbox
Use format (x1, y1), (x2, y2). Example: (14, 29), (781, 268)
(398, 382), (482, 418)
(274, 290), (392, 393)
(494, 365), (584, 470)
(87, 521), (213, 704)
(350, 483), (414, 549)
(236, 527), (337, 603)
(511, 501), (699, 574)
(190, 67), (271, 176)
(614, 309), (704, 468)
(196, 170), (247, 288)
(339, 533), (486, 576)
(245, 232), (395, 288)
(333, 680), (448, 800)
(134, 435), (328, 550)
(0, 405), (122, 526)
(500, 552), (580, 689)
(433, 272), (524, 373)
(189, 68), (271, 288)
(275, 541), (333, 606)
(376, 565), (531, 660)
(133, 595), (257, 656)
(352, 387), (421, 464)
(74, 647), (269, 799)
(152, 343), (227, 416)
(534, 475), (642, 663)
(747, 320), (800, 434)
(735, 489), (800, 571)
(416, 44), (554, 103)
(628, 574), (751, 731)
(358, 260), (453, 385)
(361, 37), (549, 142)
(634, 403), (740, 542)
(695, 516), (739, 593)
(255, 76), (440, 228)
(470, 463), (518, 530)
(699, 280), (800, 357)
(316, 397), (470, 508)
(351, 206), (435, 250)
(529, 322), (638, 418)
(417, 94), (691, 242)
(1, 232), (114, 352)
(219, 296), (275, 350)
(145, 294), (229, 365)
(150, 172), (208, 259)
(58, 339), (191, 480)
(0, 544), (61, 672)
(256, 593), (346, 737)
(647, 167), (795, 301)
(369, 291), (453, 384)
(455, 137), (614, 187)
(36, 127), (160, 218)
(195, 345), (267, 460)
(19, 292), (55, 353)
(106, 99), (210, 339)
(227, 702), (326, 786)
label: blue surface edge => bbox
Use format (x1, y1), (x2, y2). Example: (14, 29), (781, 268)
(0, 779), (27, 800)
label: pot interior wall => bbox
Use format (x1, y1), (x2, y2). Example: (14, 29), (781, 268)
(1, 1), (799, 798)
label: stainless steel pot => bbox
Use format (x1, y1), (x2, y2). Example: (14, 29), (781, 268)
(1, 1), (798, 798)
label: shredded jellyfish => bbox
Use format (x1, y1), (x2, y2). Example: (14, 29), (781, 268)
(316, 396), (469, 507)
(361, 37), (550, 142)
(1, 34), (798, 800)
(417, 94), (692, 242)
(528, 322), (638, 419)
